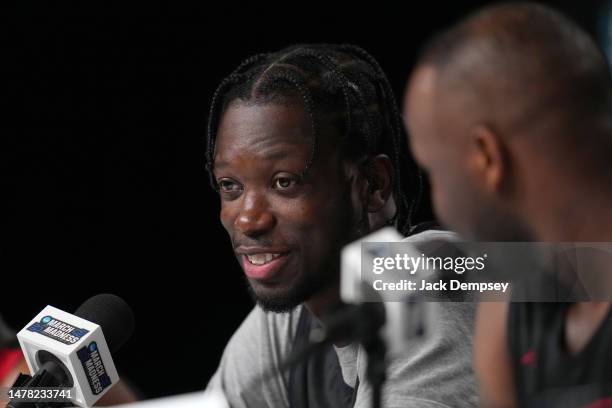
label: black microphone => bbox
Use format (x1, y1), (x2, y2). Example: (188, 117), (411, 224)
(74, 294), (135, 354)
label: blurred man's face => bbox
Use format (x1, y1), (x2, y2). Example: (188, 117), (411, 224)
(213, 100), (362, 312)
(403, 67), (478, 237)
(404, 67), (524, 240)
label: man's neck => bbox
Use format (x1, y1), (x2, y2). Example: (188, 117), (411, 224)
(304, 277), (343, 320)
(303, 220), (391, 322)
(529, 185), (612, 353)
(565, 302), (612, 354)
(530, 186), (612, 241)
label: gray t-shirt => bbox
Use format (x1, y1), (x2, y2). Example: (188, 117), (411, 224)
(206, 230), (477, 408)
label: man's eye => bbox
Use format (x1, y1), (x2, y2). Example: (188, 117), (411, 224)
(273, 177), (296, 189)
(218, 179), (241, 192)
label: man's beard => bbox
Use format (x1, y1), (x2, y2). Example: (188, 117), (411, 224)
(244, 261), (337, 313)
(245, 222), (364, 313)
(243, 181), (362, 313)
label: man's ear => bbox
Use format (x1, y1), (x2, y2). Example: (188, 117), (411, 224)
(469, 125), (507, 194)
(362, 154), (394, 213)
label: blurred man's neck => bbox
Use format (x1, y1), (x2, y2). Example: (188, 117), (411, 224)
(529, 182), (612, 241)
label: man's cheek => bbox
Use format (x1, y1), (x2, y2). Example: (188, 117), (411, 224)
(432, 188), (449, 225)
(432, 177), (458, 227)
(282, 197), (333, 225)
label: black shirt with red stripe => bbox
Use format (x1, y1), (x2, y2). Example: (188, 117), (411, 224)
(508, 303), (612, 407)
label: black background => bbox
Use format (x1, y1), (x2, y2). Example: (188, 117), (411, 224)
(1, 0), (606, 399)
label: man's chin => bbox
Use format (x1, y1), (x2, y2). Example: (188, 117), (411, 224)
(247, 285), (303, 313)
(243, 265), (336, 313)
(255, 297), (302, 313)
(245, 278), (318, 313)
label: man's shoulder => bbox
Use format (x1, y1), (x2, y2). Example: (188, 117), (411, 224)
(381, 229), (478, 407)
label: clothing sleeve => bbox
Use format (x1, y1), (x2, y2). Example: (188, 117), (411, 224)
(354, 230), (478, 408)
(353, 302), (477, 408)
(205, 305), (302, 408)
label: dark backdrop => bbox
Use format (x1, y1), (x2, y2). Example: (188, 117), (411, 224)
(1, 0), (606, 399)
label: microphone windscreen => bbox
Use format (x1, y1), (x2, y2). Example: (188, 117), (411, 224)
(74, 294), (135, 353)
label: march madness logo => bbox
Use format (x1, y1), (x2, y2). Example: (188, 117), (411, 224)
(27, 316), (89, 345)
(77, 341), (112, 395)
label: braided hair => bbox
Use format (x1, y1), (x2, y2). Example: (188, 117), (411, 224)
(205, 44), (423, 234)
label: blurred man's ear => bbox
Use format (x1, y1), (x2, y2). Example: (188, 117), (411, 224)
(363, 154), (394, 213)
(469, 125), (507, 195)
(363, 155), (397, 232)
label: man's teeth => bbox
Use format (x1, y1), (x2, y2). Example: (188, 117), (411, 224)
(246, 253), (282, 265)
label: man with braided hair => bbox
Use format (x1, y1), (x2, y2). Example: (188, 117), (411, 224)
(204, 44), (477, 408)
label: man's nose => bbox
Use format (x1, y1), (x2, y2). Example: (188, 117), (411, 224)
(234, 191), (276, 237)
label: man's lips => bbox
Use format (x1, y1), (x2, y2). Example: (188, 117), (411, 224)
(235, 248), (292, 281)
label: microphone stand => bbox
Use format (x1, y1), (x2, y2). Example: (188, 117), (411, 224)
(7, 361), (72, 408)
(362, 329), (386, 408)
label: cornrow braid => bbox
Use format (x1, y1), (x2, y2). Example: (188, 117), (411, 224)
(205, 53), (270, 181)
(336, 44), (424, 231)
(260, 68), (318, 178)
(291, 48), (379, 165)
(205, 44), (423, 234)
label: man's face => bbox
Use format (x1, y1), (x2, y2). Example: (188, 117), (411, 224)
(404, 67), (524, 240)
(213, 101), (361, 312)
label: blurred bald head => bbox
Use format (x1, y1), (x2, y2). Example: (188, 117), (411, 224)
(404, 2), (612, 241)
(421, 2), (612, 138)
